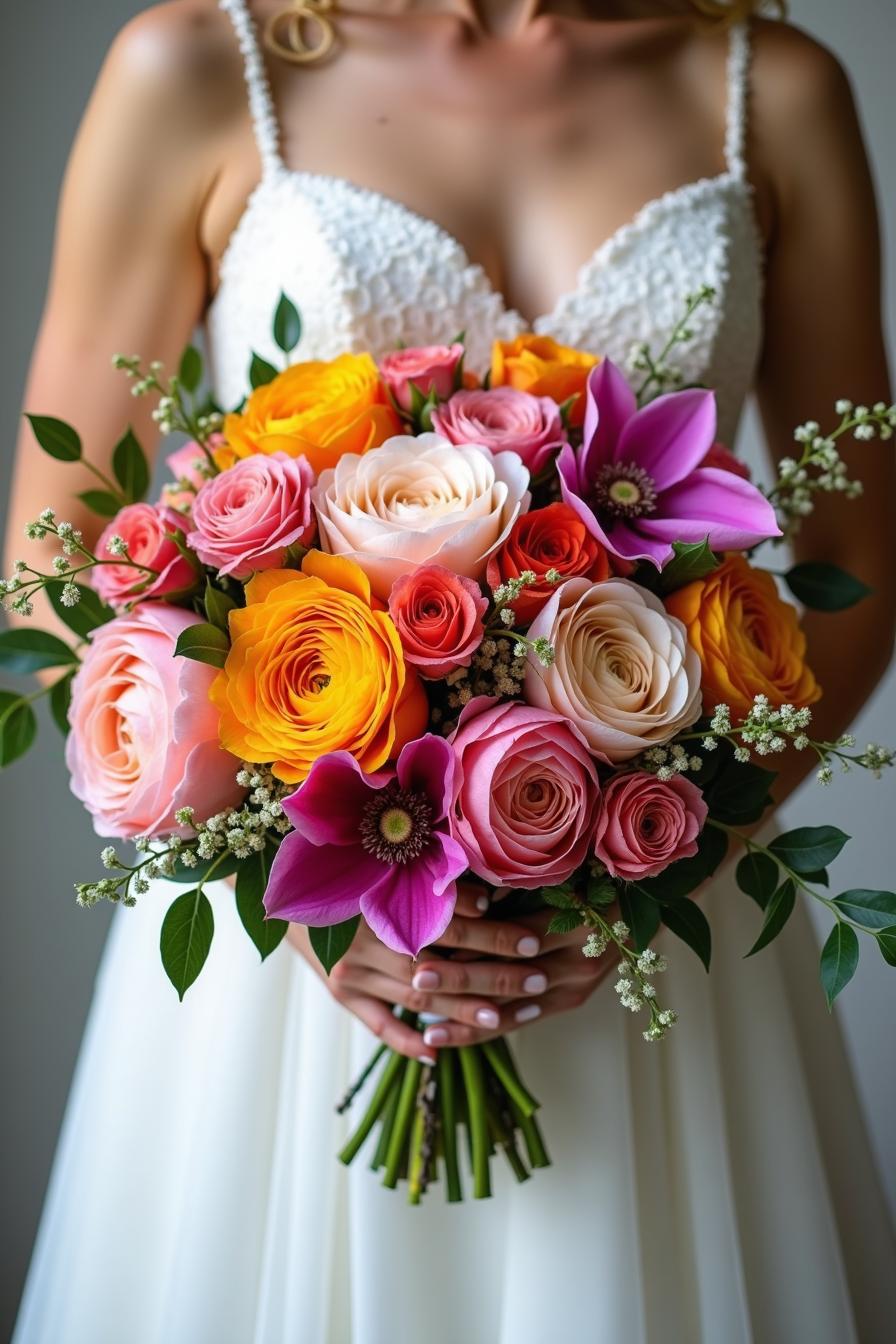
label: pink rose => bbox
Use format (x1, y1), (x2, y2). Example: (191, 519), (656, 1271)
(379, 343), (464, 412)
(66, 605), (244, 838)
(594, 772), (708, 880)
(432, 387), (566, 476)
(161, 440), (216, 512)
(187, 452), (316, 579)
(388, 564), (488, 678)
(92, 503), (199, 609)
(448, 698), (601, 888)
(699, 442), (751, 481)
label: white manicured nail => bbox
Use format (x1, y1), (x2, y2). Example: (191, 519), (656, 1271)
(475, 1007), (500, 1029)
(516, 936), (540, 957)
(424, 1025), (449, 1047)
(475, 894), (490, 912)
(418, 1053), (437, 1066)
(515, 1004), (542, 1024)
(523, 973), (547, 995)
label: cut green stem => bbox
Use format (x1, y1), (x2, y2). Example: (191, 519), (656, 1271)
(382, 1058), (423, 1189)
(338, 1049), (405, 1166)
(459, 1046), (491, 1199)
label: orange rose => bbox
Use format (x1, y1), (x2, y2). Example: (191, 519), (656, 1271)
(665, 554), (821, 721)
(218, 354), (401, 476)
(490, 335), (599, 427)
(210, 552), (428, 784)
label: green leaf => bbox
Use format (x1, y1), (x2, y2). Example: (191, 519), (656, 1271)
(273, 293), (302, 354)
(309, 916), (360, 975)
(162, 852), (242, 885)
(618, 886), (662, 953)
(769, 826), (850, 874)
(178, 344), (203, 394)
(541, 883), (576, 909)
(112, 428), (150, 503)
(877, 926), (896, 967)
(656, 538), (721, 594)
(249, 351), (279, 389)
(704, 756), (777, 826)
(25, 413), (82, 462)
(831, 889), (896, 931)
(637, 826), (728, 904)
(745, 878), (795, 957)
(585, 873), (618, 908)
(0, 627), (78, 674)
(46, 581), (114, 640)
(784, 562), (871, 612)
(735, 851), (779, 909)
(660, 898), (711, 970)
(77, 489), (122, 518)
(204, 581), (237, 633)
(160, 889), (215, 1000)
(801, 868), (830, 888)
(49, 672), (74, 736)
(819, 922), (859, 1008)
(173, 622), (230, 668)
(235, 847), (288, 961)
(546, 910), (584, 935)
(0, 692), (37, 766)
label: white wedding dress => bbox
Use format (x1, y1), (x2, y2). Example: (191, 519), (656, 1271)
(13, 7), (896, 1342)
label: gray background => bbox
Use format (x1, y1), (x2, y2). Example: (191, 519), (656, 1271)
(0, 1), (893, 1336)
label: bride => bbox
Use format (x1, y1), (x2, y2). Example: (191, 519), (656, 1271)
(7, 1), (895, 1340)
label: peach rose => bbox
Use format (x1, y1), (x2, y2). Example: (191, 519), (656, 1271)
(379, 343), (464, 412)
(486, 503), (611, 625)
(210, 551), (428, 784)
(664, 553), (821, 720)
(388, 564), (488, 678)
(431, 386), (566, 475)
(594, 772), (707, 880)
(218, 354), (401, 476)
(313, 433), (531, 601)
(66, 605), (244, 839)
(490, 334), (599, 428)
(187, 452), (316, 579)
(92, 503), (199, 610)
(525, 577), (703, 763)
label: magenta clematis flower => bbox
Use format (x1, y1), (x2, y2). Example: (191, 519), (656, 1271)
(557, 360), (780, 568)
(263, 734), (467, 959)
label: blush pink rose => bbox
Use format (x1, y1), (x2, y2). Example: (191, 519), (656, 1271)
(187, 452), (316, 579)
(92, 503), (199, 610)
(448, 697), (601, 888)
(432, 387), (566, 476)
(699, 442), (751, 481)
(379, 343), (464, 412)
(594, 771), (708, 880)
(66, 604), (244, 839)
(388, 564), (488, 678)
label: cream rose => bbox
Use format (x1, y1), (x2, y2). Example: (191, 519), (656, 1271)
(525, 577), (702, 763)
(313, 433), (531, 600)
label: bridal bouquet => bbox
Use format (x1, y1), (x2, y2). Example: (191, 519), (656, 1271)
(3, 290), (895, 1202)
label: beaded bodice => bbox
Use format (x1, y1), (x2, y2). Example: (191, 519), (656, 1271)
(208, 1), (764, 445)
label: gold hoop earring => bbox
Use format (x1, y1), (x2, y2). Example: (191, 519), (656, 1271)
(263, 0), (339, 65)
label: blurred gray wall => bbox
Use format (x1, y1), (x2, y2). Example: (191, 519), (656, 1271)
(0, 0), (893, 1336)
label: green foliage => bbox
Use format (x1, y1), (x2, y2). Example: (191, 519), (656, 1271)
(178, 344), (203, 394)
(112, 428), (150, 503)
(877, 926), (896, 967)
(636, 825), (727, 903)
(160, 888), (215, 1000)
(204, 581), (238, 633)
(49, 672), (74, 736)
(660, 897), (711, 970)
(541, 883), (576, 909)
(249, 352), (279, 389)
(0, 627), (78, 675)
(310, 916), (360, 975)
(768, 826), (849, 874)
(546, 910), (584, 936)
(25, 413), (82, 462)
(735, 851), (779, 909)
(655, 538), (721, 594)
(703, 754), (777, 827)
(745, 878), (795, 957)
(47, 581), (114, 640)
(0, 692), (37, 766)
(235, 846), (288, 961)
(162, 852), (242, 885)
(831, 889), (896, 930)
(819, 923), (859, 1008)
(173, 622), (230, 669)
(618, 886), (661, 953)
(273, 293), (302, 355)
(784, 561), (871, 612)
(77, 489), (121, 518)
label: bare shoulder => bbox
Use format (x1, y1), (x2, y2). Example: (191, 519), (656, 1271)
(750, 19), (860, 150)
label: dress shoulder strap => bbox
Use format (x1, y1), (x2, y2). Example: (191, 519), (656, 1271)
(219, 0), (284, 178)
(724, 20), (752, 181)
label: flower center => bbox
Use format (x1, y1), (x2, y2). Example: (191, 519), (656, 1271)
(592, 462), (658, 519)
(359, 785), (433, 864)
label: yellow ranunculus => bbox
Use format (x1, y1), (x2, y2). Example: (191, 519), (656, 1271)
(218, 353), (402, 476)
(210, 552), (428, 784)
(665, 554), (821, 721)
(489, 334), (599, 427)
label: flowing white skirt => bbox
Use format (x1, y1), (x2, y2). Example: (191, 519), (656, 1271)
(13, 862), (896, 1344)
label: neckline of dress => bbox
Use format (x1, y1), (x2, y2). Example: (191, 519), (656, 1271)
(208, 163), (751, 332)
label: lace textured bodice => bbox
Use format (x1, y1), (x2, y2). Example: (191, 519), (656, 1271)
(208, 1), (764, 445)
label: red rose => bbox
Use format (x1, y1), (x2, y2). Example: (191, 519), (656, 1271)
(388, 564), (488, 679)
(699, 442), (751, 480)
(486, 503), (610, 624)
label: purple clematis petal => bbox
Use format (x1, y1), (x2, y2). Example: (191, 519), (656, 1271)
(580, 360), (638, 479)
(616, 388), (717, 490)
(395, 733), (460, 823)
(361, 830), (465, 958)
(282, 750), (391, 845)
(641, 468), (782, 549)
(263, 830), (378, 926)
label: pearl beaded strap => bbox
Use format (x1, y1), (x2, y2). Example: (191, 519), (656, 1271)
(724, 21), (752, 182)
(219, 0), (284, 178)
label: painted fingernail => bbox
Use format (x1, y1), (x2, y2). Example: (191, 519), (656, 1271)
(516, 936), (540, 957)
(515, 1004), (542, 1024)
(523, 972), (548, 995)
(424, 1026), (449, 1047)
(418, 1053), (437, 1066)
(475, 894), (490, 912)
(412, 969), (440, 990)
(475, 1007), (500, 1028)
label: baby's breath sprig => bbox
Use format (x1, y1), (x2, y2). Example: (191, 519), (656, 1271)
(485, 569), (560, 667)
(630, 284), (717, 405)
(583, 913), (677, 1041)
(1, 512), (159, 617)
(112, 353), (223, 460)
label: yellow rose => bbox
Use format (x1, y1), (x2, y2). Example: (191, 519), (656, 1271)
(665, 554), (821, 721)
(490, 334), (599, 427)
(218, 354), (402, 476)
(210, 551), (428, 783)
